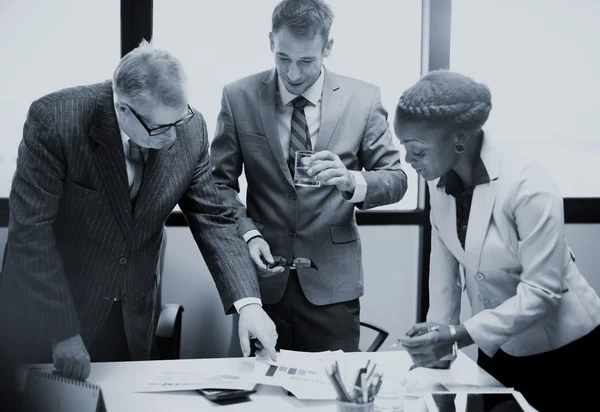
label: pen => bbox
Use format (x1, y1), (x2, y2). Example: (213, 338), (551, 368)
(326, 366), (351, 402)
(390, 325), (440, 348)
(361, 373), (368, 403)
(353, 360), (370, 402)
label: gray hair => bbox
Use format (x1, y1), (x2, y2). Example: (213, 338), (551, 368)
(112, 39), (187, 108)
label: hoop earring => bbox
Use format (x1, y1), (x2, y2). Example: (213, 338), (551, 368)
(455, 143), (465, 154)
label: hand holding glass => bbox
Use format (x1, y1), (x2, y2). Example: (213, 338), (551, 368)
(294, 150), (321, 187)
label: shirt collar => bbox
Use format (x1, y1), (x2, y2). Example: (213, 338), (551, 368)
(277, 68), (325, 107)
(437, 133), (490, 197)
(112, 94), (130, 145)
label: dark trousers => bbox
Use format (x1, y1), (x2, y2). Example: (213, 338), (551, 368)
(262, 270), (360, 352)
(87, 301), (131, 362)
(477, 326), (600, 412)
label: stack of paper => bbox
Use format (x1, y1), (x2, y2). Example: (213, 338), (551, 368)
(252, 349), (344, 400)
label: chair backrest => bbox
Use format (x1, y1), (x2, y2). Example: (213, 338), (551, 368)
(154, 228), (185, 360)
(359, 321), (389, 352)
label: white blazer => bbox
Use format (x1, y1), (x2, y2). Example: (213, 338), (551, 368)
(426, 133), (600, 357)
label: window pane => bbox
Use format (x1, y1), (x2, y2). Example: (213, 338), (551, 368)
(450, 0), (600, 197)
(154, 0), (422, 211)
(0, 0), (120, 198)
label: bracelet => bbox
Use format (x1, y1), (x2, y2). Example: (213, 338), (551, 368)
(449, 325), (458, 354)
(440, 325), (458, 361)
(246, 235), (263, 244)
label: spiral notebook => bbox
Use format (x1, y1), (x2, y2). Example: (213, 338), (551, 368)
(23, 369), (106, 412)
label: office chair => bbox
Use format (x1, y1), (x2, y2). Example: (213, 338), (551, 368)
(154, 229), (185, 360)
(360, 321), (389, 352)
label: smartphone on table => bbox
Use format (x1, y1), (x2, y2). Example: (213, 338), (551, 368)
(197, 388), (256, 404)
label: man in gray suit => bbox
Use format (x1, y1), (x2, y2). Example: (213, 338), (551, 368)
(211, 0), (408, 352)
(0, 41), (277, 380)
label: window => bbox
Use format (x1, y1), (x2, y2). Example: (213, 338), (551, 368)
(0, 0), (120, 198)
(450, 0), (600, 197)
(153, 0), (422, 211)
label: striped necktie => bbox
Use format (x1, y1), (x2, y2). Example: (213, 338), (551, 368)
(288, 96), (312, 176)
(128, 141), (145, 204)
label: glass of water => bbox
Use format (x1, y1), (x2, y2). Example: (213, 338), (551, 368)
(294, 150), (321, 187)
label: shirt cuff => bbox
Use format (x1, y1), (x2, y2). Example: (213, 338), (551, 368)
(343, 171), (367, 203)
(233, 297), (263, 313)
(242, 229), (262, 243)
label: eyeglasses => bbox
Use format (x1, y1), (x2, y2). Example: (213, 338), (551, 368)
(128, 104), (194, 136)
(268, 256), (319, 270)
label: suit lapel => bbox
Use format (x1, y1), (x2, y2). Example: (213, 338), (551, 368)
(132, 139), (175, 233)
(89, 81), (134, 247)
(464, 135), (500, 271)
(315, 68), (341, 152)
(259, 69), (294, 187)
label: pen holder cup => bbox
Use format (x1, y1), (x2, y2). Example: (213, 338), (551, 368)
(336, 400), (375, 412)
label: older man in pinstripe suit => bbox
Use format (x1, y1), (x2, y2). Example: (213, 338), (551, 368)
(0, 41), (277, 380)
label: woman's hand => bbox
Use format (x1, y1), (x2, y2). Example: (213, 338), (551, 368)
(397, 322), (457, 368)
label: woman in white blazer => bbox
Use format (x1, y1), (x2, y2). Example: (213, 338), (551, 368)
(394, 70), (600, 412)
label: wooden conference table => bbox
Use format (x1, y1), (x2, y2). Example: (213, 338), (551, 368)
(18, 350), (529, 412)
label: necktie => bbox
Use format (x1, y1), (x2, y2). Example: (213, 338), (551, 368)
(288, 96), (312, 176)
(128, 141), (145, 204)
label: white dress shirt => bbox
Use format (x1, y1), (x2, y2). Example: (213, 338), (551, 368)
(241, 68), (367, 246)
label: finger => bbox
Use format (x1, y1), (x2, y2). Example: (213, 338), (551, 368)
(396, 336), (427, 348)
(315, 168), (344, 182)
(239, 326), (251, 358)
(307, 160), (336, 175)
(406, 322), (433, 337)
(260, 245), (274, 265)
(72, 361), (84, 381)
(257, 336), (277, 362)
(310, 151), (336, 161)
(255, 340), (264, 351)
(61, 360), (74, 379)
(81, 357), (91, 380)
(250, 249), (268, 270)
(53, 354), (65, 371)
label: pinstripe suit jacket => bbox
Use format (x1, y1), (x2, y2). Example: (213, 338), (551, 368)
(0, 81), (259, 360)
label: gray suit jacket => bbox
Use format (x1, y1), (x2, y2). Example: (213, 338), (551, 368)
(0, 81), (259, 360)
(427, 134), (600, 357)
(211, 68), (407, 305)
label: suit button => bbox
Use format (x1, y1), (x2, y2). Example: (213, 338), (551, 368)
(475, 273), (484, 281)
(119, 257), (128, 266)
(289, 192), (297, 200)
(288, 229), (296, 237)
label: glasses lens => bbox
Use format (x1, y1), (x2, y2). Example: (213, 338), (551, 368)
(175, 113), (194, 127)
(149, 126), (172, 136)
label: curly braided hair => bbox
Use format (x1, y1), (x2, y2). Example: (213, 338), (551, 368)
(395, 70), (492, 132)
